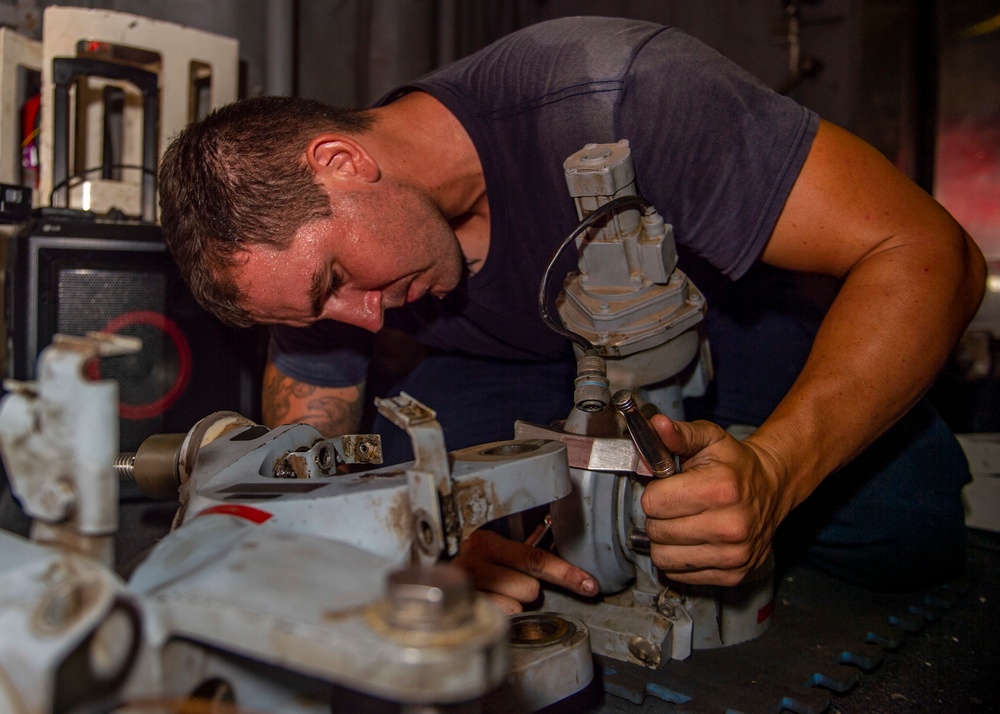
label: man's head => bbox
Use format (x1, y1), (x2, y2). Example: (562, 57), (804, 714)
(158, 96), (376, 327)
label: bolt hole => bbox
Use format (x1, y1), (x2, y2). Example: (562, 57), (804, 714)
(316, 444), (334, 470)
(483, 442), (540, 456)
(418, 518), (435, 547)
(509, 614), (575, 647)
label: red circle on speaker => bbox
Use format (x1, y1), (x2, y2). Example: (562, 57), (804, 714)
(96, 311), (194, 421)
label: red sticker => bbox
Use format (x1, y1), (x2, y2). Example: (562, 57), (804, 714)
(198, 504), (273, 524)
(757, 598), (774, 624)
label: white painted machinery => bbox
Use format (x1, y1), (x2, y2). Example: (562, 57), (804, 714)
(0, 143), (775, 711)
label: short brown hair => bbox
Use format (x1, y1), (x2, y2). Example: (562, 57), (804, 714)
(158, 96), (375, 327)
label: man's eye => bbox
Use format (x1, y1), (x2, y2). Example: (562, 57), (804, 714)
(327, 271), (344, 295)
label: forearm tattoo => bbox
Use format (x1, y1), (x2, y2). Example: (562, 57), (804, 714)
(263, 370), (363, 437)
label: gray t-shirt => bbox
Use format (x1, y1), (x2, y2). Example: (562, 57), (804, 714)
(270, 17), (818, 387)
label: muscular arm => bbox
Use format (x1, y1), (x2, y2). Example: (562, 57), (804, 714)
(261, 360), (365, 438)
(750, 119), (984, 497)
(643, 120), (987, 585)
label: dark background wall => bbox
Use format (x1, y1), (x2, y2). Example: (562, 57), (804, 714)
(6, 1), (916, 159)
(13, 0), (995, 246)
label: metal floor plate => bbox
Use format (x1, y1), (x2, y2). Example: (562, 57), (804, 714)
(542, 529), (1000, 713)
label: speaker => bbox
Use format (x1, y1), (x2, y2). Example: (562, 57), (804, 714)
(5, 215), (265, 452)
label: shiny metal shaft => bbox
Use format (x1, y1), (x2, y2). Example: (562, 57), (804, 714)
(611, 389), (677, 477)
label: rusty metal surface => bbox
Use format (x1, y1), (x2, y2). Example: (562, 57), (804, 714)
(337, 434), (383, 465)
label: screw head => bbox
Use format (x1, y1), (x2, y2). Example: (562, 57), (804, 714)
(627, 635), (661, 666)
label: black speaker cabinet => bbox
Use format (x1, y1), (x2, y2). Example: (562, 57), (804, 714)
(5, 216), (265, 452)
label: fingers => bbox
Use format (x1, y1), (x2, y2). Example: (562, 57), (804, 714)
(468, 530), (599, 596)
(455, 549), (544, 608)
(453, 530), (598, 611)
(647, 540), (773, 587)
(652, 564), (754, 588)
(483, 591), (526, 616)
(649, 414), (728, 459)
(635, 421), (785, 587)
(643, 512), (757, 581)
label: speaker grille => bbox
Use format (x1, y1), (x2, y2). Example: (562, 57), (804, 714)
(58, 267), (189, 448)
(7, 221), (263, 453)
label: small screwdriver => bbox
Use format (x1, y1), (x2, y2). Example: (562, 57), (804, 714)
(611, 389), (678, 478)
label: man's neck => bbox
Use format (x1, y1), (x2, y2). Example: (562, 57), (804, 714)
(370, 92), (487, 222)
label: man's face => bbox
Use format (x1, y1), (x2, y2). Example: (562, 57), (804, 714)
(233, 182), (465, 331)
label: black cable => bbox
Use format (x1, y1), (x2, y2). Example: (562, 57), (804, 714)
(49, 163), (157, 205)
(537, 194), (654, 352)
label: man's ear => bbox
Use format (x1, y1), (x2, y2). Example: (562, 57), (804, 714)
(305, 134), (380, 183)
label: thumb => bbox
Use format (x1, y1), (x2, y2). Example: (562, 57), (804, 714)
(649, 414), (725, 458)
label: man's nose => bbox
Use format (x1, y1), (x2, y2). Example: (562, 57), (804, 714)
(320, 291), (384, 332)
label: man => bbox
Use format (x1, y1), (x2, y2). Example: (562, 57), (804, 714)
(159, 17), (985, 614)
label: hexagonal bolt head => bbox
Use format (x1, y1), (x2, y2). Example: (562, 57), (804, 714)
(386, 564), (474, 631)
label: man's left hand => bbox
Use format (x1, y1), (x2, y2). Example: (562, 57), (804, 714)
(453, 529), (598, 614)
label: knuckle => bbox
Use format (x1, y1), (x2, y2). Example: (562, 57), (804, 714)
(640, 487), (662, 517)
(716, 570), (745, 587)
(523, 544), (550, 576)
(649, 545), (671, 571)
(721, 544), (753, 569)
(718, 518), (751, 544)
(711, 476), (741, 507)
(521, 578), (542, 603)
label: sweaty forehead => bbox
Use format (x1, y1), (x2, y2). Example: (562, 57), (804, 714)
(231, 238), (328, 323)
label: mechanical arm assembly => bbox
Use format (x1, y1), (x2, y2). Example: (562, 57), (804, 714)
(0, 143), (773, 712)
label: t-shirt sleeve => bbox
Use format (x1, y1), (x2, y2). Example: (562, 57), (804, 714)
(622, 27), (819, 279)
(268, 320), (374, 387)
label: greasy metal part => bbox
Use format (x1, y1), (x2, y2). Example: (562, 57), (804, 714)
(375, 392), (458, 563)
(278, 440), (338, 478)
(132, 433), (185, 500)
(543, 586), (691, 666)
(574, 352), (611, 412)
(160, 420), (571, 568)
(510, 612), (577, 647)
(118, 400), (582, 705)
(629, 529), (651, 554)
(611, 389), (677, 478)
(628, 634), (662, 667)
(277, 434), (385, 478)
(113, 416), (382, 490)
(491, 613), (593, 713)
(448, 439), (571, 542)
(336, 433), (384, 465)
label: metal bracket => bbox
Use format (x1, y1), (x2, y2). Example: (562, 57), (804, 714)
(0, 332), (140, 565)
(375, 392), (458, 563)
(276, 434), (383, 478)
